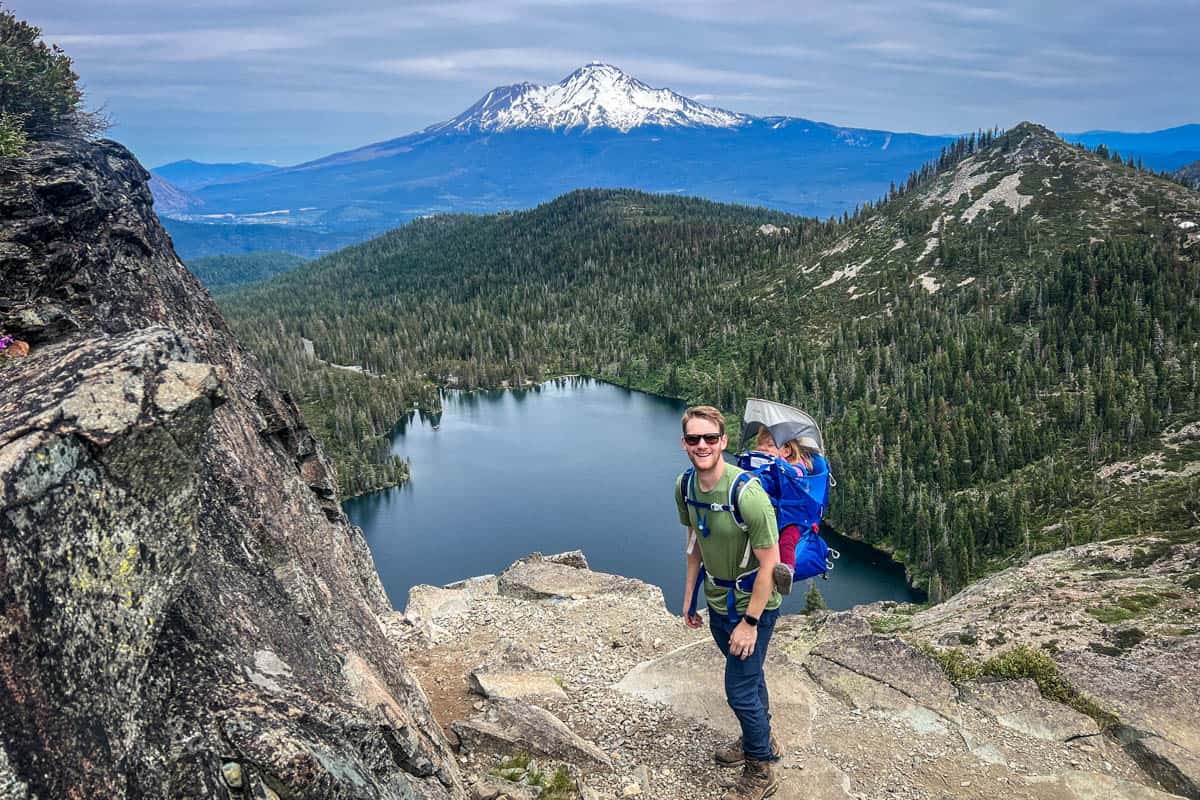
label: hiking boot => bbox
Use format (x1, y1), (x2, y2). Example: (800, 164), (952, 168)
(720, 757), (779, 800)
(772, 563), (794, 595)
(714, 734), (782, 767)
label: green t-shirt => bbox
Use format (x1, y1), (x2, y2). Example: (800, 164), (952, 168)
(676, 462), (781, 614)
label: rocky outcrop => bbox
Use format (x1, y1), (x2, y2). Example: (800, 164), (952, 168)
(0, 137), (461, 798)
(396, 549), (1194, 800)
(907, 537), (1200, 798)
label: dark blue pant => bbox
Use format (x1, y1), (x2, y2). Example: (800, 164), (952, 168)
(708, 607), (780, 761)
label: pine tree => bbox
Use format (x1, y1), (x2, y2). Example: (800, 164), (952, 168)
(928, 572), (945, 605)
(804, 580), (827, 614)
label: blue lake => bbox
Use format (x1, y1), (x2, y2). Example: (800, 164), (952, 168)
(344, 378), (923, 614)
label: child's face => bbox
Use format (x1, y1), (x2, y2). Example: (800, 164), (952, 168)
(755, 430), (781, 457)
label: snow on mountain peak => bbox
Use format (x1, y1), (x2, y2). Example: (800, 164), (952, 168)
(431, 63), (750, 134)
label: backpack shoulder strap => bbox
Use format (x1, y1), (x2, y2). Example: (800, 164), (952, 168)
(729, 470), (754, 531)
(678, 467), (696, 507)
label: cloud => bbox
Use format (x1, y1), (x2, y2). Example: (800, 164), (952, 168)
(54, 28), (314, 61)
(373, 48), (586, 80)
(373, 49), (808, 90)
(912, 1), (1010, 22)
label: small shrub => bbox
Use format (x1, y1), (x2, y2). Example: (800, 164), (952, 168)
(542, 767), (575, 800)
(491, 753), (532, 775)
(1087, 593), (1161, 624)
(1112, 627), (1147, 651)
(984, 645), (1118, 729)
(1130, 542), (1174, 568)
(1117, 593), (1162, 613)
(488, 755), (573, 800)
(914, 643), (983, 684)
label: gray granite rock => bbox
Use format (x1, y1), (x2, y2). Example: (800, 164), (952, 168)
(806, 634), (958, 719)
(452, 698), (612, 769)
(962, 678), (1100, 741)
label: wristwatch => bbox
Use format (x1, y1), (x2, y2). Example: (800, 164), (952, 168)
(743, 613), (759, 627)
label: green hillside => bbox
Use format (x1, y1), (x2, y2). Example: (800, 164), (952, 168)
(186, 251), (307, 294)
(221, 124), (1200, 596)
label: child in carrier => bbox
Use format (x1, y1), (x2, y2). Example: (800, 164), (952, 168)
(737, 399), (836, 595)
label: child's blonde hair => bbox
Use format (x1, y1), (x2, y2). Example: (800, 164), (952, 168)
(780, 440), (816, 472)
(756, 424), (815, 471)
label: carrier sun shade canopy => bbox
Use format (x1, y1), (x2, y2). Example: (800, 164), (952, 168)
(741, 398), (825, 454)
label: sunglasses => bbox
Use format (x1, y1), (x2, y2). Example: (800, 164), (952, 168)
(683, 433), (723, 445)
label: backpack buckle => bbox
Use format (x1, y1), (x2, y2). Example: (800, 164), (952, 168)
(709, 503), (725, 512)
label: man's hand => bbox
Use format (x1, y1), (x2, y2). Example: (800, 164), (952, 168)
(730, 620), (758, 659)
(683, 610), (704, 629)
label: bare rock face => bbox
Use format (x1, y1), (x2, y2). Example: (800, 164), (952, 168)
(0, 138), (463, 798)
(906, 537), (1200, 799)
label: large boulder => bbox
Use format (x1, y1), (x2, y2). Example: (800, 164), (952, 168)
(0, 137), (462, 798)
(452, 699), (612, 769)
(498, 558), (657, 602)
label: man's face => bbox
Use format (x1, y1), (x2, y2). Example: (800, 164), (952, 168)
(682, 418), (726, 472)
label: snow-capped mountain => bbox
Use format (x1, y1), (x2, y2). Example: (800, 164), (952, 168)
(427, 63), (749, 134)
(166, 64), (966, 257)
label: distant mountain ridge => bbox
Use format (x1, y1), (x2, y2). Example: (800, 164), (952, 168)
(154, 65), (1200, 260)
(1061, 124), (1200, 171)
(151, 158), (277, 191)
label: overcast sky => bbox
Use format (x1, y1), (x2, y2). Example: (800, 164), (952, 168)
(13, 0), (1199, 168)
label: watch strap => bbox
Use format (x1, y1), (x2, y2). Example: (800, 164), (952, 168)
(743, 613), (759, 627)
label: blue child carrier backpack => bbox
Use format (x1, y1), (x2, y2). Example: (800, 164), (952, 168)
(737, 449), (839, 582)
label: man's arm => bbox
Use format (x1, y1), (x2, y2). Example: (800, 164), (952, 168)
(728, 479), (781, 659)
(682, 527), (703, 628)
(744, 543), (779, 619)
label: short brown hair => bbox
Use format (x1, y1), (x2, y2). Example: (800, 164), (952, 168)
(682, 405), (725, 435)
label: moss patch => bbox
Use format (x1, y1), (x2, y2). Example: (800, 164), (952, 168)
(868, 613), (914, 634)
(1087, 592), (1163, 623)
(916, 643), (1118, 729)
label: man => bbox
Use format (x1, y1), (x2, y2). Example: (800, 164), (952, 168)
(675, 405), (782, 800)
